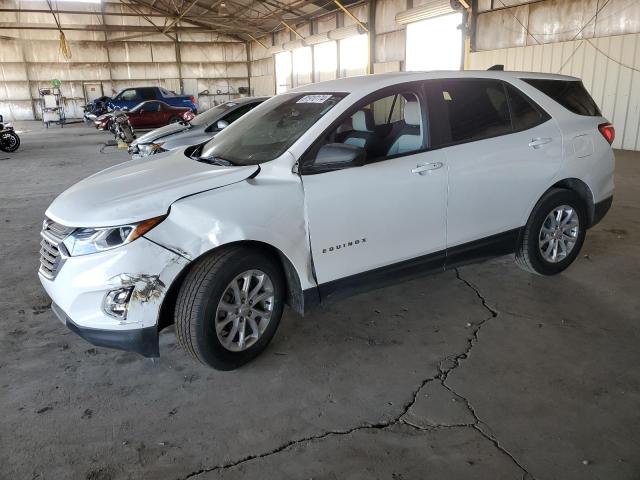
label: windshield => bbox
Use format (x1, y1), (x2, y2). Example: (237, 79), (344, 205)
(199, 93), (345, 165)
(190, 103), (234, 126)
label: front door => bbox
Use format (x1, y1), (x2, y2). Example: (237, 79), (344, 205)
(300, 85), (448, 299)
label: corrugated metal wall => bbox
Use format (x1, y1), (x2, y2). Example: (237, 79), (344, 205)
(0, 0), (250, 120)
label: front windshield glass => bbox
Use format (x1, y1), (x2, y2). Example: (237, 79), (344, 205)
(190, 103), (234, 126)
(199, 93), (345, 165)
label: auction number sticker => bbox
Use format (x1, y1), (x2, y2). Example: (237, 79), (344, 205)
(297, 94), (332, 104)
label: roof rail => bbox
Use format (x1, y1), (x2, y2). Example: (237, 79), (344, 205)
(488, 64), (505, 71)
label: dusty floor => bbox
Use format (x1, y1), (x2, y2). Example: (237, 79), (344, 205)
(0, 122), (639, 480)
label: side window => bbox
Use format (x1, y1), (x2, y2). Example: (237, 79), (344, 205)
(120, 89), (139, 102)
(505, 84), (548, 131)
(523, 79), (601, 116)
(144, 102), (161, 112)
(222, 103), (257, 124)
(433, 79), (511, 145)
(140, 88), (156, 101)
(308, 89), (424, 167)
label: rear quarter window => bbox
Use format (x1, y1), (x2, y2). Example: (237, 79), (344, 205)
(523, 79), (601, 116)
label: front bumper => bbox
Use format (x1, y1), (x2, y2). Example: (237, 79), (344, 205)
(52, 303), (159, 357)
(39, 236), (189, 356)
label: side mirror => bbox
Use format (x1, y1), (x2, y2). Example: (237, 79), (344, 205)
(305, 143), (366, 174)
(216, 119), (229, 130)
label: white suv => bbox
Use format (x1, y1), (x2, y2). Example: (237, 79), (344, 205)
(39, 71), (615, 370)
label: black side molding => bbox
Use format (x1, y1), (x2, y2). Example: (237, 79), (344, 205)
(52, 303), (159, 357)
(445, 228), (521, 269)
(318, 250), (446, 303)
(302, 227), (523, 313)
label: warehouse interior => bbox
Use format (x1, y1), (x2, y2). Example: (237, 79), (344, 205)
(1, 0), (640, 478)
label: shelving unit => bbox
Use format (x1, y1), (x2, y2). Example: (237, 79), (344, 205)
(38, 87), (66, 128)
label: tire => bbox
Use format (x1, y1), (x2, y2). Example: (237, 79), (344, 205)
(516, 188), (587, 275)
(175, 246), (285, 370)
(0, 131), (20, 152)
(169, 116), (181, 124)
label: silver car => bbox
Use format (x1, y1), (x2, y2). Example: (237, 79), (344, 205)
(128, 96), (267, 158)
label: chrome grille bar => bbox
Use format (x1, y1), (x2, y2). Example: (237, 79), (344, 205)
(39, 218), (74, 279)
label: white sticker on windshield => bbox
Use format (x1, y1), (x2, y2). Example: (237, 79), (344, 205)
(297, 94), (332, 104)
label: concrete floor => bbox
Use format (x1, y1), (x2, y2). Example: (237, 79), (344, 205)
(1, 122), (639, 480)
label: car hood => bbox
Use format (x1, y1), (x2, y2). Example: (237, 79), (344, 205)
(132, 123), (192, 146)
(46, 149), (258, 227)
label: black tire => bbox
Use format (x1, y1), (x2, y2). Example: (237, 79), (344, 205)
(516, 188), (587, 275)
(175, 246), (285, 370)
(0, 131), (20, 152)
(169, 116), (181, 124)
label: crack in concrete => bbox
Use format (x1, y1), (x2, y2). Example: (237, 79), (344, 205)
(177, 269), (532, 480)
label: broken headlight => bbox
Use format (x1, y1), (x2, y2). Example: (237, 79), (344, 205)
(62, 216), (165, 256)
(137, 143), (166, 157)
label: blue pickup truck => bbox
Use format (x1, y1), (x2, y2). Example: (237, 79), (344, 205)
(107, 86), (198, 113)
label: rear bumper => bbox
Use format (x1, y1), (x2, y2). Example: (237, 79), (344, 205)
(591, 195), (613, 228)
(52, 302), (159, 357)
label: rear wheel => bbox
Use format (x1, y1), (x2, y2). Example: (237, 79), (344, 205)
(175, 247), (285, 370)
(516, 188), (587, 275)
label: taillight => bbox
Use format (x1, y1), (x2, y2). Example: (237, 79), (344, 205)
(598, 122), (615, 145)
(190, 95), (198, 105)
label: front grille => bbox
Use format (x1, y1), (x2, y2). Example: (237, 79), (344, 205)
(39, 218), (74, 279)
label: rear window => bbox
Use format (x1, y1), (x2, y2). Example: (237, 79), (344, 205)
(523, 79), (601, 116)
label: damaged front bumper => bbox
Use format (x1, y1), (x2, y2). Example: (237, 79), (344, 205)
(39, 236), (190, 357)
(52, 302), (160, 357)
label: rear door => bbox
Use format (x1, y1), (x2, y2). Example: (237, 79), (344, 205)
(427, 78), (563, 259)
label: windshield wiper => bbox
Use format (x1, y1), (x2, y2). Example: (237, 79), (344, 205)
(197, 156), (235, 167)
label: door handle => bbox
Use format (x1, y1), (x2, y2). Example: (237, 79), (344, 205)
(412, 162), (443, 175)
(528, 137), (552, 149)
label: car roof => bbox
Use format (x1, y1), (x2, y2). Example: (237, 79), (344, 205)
(289, 70), (580, 95)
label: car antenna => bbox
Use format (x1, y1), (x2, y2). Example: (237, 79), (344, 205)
(487, 64), (505, 71)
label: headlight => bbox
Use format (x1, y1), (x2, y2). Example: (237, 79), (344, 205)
(138, 143), (166, 156)
(62, 216), (165, 256)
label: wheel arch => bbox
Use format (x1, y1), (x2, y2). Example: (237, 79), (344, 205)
(157, 240), (308, 332)
(548, 178), (596, 227)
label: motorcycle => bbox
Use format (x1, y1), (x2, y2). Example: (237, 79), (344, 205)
(112, 108), (135, 144)
(0, 115), (20, 153)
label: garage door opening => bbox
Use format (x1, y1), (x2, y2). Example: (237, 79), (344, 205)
(406, 12), (463, 72)
(275, 51), (292, 94)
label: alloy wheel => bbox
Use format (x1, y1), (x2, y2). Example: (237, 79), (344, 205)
(214, 269), (275, 352)
(538, 204), (580, 263)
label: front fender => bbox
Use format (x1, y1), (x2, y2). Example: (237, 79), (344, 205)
(144, 167), (315, 292)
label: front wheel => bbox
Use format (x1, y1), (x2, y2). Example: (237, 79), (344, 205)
(0, 131), (20, 152)
(516, 188), (587, 275)
(174, 247), (285, 370)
